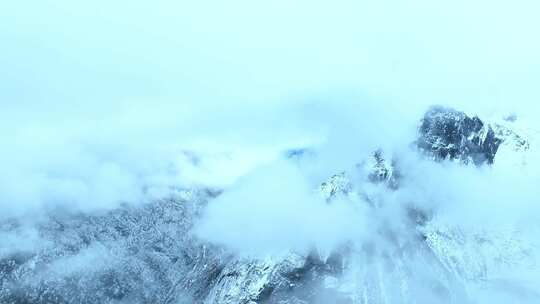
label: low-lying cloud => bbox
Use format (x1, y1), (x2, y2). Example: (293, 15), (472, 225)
(1, 1), (540, 302)
(2, 0), (540, 216)
(195, 159), (368, 255)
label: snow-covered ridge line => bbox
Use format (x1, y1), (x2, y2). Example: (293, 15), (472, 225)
(1, 106), (537, 304)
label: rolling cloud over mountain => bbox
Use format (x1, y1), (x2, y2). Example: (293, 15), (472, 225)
(1, 1), (540, 303)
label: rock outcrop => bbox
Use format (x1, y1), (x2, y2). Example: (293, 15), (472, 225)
(417, 106), (502, 165)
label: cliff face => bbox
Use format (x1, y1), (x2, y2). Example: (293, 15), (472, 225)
(416, 106), (503, 166)
(0, 107), (536, 304)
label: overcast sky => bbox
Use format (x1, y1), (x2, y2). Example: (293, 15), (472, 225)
(1, 2), (540, 302)
(1, 0), (540, 214)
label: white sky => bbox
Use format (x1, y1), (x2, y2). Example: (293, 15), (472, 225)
(1, 0), (540, 214)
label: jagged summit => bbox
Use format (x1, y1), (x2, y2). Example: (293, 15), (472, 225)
(416, 106), (502, 166)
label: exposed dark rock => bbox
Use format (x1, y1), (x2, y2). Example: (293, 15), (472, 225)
(417, 106), (502, 165)
(0, 190), (224, 304)
(366, 149), (401, 190)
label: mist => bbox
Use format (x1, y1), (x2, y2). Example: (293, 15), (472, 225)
(2, 0), (540, 214)
(1, 0), (540, 303)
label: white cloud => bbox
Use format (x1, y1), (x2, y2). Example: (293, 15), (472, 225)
(1, 1), (540, 302)
(195, 159), (368, 255)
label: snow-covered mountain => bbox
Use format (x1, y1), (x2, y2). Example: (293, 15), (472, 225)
(1, 106), (538, 304)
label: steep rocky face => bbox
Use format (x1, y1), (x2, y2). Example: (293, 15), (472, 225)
(0, 190), (227, 304)
(417, 106), (502, 165)
(0, 106), (535, 304)
(365, 150), (400, 190)
(204, 251), (352, 304)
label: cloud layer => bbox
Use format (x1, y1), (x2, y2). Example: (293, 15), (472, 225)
(3, 0), (540, 214)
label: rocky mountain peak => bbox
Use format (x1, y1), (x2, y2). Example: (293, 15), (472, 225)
(416, 106), (502, 165)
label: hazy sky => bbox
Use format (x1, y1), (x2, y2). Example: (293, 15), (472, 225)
(3, 0), (540, 111)
(1, 0), (540, 214)
(1, 3), (540, 302)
